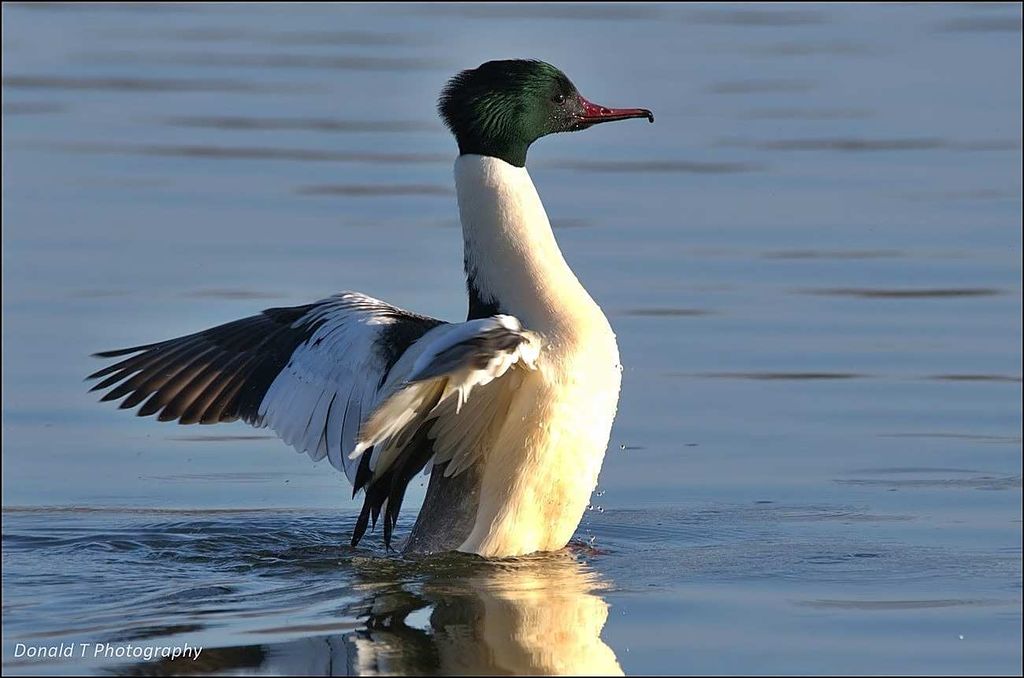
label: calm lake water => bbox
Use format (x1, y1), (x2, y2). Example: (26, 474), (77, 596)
(2, 2), (1021, 675)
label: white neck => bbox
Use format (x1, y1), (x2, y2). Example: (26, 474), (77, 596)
(455, 155), (600, 333)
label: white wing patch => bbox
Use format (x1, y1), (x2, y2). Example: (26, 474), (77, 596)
(353, 315), (541, 478)
(257, 297), (539, 491)
(257, 292), (419, 484)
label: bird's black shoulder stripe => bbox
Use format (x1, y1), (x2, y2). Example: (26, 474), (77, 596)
(466, 268), (503, 320)
(377, 315), (444, 374)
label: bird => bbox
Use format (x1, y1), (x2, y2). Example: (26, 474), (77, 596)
(87, 59), (654, 558)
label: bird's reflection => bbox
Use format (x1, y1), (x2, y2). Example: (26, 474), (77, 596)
(338, 549), (623, 676)
(117, 549), (621, 676)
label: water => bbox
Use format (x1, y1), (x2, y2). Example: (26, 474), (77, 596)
(2, 2), (1021, 675)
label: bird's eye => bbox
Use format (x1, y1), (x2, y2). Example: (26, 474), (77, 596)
(552, 93), (566, 105)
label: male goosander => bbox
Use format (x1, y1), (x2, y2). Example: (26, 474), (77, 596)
(88, 59), (653, 558)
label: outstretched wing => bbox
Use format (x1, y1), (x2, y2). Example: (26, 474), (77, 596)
(88, 293), (541, 549)
(87, 292), (441, 480)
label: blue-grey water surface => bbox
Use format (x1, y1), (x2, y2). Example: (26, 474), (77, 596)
(2, 2), (1022, 675)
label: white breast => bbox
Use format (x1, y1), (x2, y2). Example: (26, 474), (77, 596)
(453, 155), (622, 557)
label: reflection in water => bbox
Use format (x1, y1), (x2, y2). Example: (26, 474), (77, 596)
(348, 553), (621, 676)
(116, 551), (622, 676)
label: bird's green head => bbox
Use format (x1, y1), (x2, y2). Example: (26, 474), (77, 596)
(438, 59), (653, 167)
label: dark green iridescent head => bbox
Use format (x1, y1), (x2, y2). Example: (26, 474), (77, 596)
(438, 59), (653, 167)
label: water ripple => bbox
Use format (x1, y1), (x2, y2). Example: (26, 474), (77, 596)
(545, 159), (762, 174)
(800, 287), (1004, 298)
(739, 107), (871, 120)
(31, 141), (448, 165)
(183, 288), (286, 299)
(761, 249), (904, 259)
(754, 41), (868, 57)
(687, 371), (865, 380)
(111, 27), (430, 46)
(797, 598), (1013, 610)
(721, 137), (1021, 151)
(410, 4), (662, 20)
(707, 79), (816, 94)
(835, 475), (1022, 491)
(938, 16), (1022, 32)
(926, 374), (1022, 383)
(687, 8), (828, 26)
(296, 184), (453, 197)
(2, 74), (311, 93)
(3, 506), (1018, 674)
(166, 435), (278, 443)
(618, 307), (714, 317)
(879, 432), (1022, 444)
(79, 50), (452, 72)
(162, 115), (436, 134)
(1, 101), (67, 115)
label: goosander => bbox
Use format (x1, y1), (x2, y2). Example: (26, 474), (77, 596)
(88, 59), (653, 558)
